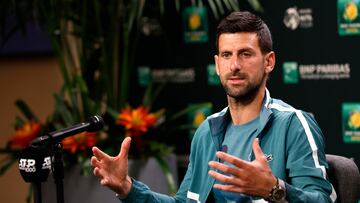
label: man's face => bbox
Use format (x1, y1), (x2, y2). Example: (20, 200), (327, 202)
(214, 32), (274, 100)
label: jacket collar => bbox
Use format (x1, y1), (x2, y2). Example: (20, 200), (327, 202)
(208, 88), (274, 150)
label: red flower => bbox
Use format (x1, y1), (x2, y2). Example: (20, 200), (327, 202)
(62, 132), (97, 154)
(9, 122), (42, 148)
(117, 106), (157, 137)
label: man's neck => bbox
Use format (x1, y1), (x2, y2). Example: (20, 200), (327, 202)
(228, 88), (265, 125)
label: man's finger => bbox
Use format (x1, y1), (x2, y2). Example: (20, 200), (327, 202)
(213, 183), (245, 194)
(90, 156), (100, 167)
(92, 146), (110, 160)
(100, 178), (109, 185)
(215, 151), (249, 169)
(208, 170), (232, 184)
(118, 137), (132, 158)
(208, 170), (244, 187)
(208, 161), (241, 176)
(252, 138), (266, 163)
(93, 167), (101, 177)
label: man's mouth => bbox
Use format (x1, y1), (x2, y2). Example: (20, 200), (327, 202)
(228, 75), (247, 85)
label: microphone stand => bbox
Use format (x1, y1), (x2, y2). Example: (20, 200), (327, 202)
(33, 181), (42, 203)
(33, 134), (65, 203)
(51, 142), (65, 203)
(20, 115), (104, 203)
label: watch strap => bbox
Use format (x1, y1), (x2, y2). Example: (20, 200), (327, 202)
(266, 177), (287, 202)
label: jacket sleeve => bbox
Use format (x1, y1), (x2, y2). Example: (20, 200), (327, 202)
(284, 111), (337, 203)
(119, 159), (193, 203)
(120, 157), (193, 203)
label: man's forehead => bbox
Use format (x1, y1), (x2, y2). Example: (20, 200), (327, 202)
(218, 32), (260, 51)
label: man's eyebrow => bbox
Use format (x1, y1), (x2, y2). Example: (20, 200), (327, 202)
(218, 50), (231, 55)
(237, 47), (254, 52)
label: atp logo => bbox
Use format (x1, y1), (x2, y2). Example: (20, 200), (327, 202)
(42, 157), (51, 170)
(19, 156), (51, 172)
(19, 159), (36, 172)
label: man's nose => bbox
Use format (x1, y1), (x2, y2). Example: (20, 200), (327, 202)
(230, 56), (241, 71)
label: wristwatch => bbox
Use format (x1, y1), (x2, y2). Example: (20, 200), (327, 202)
(266, 177), (286, 202)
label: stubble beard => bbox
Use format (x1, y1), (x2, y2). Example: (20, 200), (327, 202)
(221, 73), (266, 102)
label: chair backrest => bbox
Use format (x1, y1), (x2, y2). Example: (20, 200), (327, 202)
(326, 154), (360, 203)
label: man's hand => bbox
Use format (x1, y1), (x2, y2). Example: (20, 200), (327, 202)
(91, 137), (132, 197)
(208, 138), (277, 199)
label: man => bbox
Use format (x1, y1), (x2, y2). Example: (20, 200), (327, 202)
(91, 11), (337, 202)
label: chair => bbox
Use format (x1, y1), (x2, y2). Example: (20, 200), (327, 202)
(326, 154), (360, 203)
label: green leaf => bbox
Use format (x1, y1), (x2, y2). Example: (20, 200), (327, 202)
(75, 74), (94, 117)
(25, 184), (33, 203)
(215, 0), (225, 15)
(0, 156), (17, 176)
(175, 0), (180, 12)
(169, 102), (212, 121)
(247, 0), (264, 12)
(159, 0), (165, 15)
(222, 0), (233, 11)
(107, 106), (119, 120)
(53, 122), (65, 130)
(14, 116), (25, 129)
(68, 86), (81, 122)
(142, 83), (155, 108)
(75, 74), (89, 94)
(78, 156), (92, 176)
(154, 155), (177, 195)
(138, 0), (147, 21)
(208, 0), (220, 19)
(129, 1), (138, 31)
(171, 123), (198, 131)
(54, 93), (75, 126)
(228, 0), (240, 11)
(104, 147), (117, 157)
(15, 99), (39, 122)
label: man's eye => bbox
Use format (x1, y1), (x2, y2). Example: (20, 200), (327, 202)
(221, 53), (231, 59)
(240, 52), (251, 57)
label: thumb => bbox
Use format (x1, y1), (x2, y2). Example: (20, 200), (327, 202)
(118, 136), (132, 158)
(252, 138), (266, 162)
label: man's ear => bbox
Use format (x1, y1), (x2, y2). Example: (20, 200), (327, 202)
(214, 55), (220, 76)
(264, 51), (275, 74)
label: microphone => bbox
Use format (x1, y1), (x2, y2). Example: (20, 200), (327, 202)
(19, 145), (51, 183)
(30, 115), (104, 146)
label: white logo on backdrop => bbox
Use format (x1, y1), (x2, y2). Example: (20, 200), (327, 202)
(284, 7), (313, 30)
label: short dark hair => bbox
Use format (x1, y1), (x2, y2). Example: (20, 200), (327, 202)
(216, 11), (273, 54)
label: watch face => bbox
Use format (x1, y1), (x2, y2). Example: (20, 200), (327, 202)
(273, 188), (286, 201)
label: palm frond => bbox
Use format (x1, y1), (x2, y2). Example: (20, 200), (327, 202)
(208, 0), (220, 19)
(248, 0), (264, 12)
(15, 100), (39, 122)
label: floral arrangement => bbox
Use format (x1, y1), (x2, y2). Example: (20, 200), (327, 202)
(1, 93), (205, 167)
